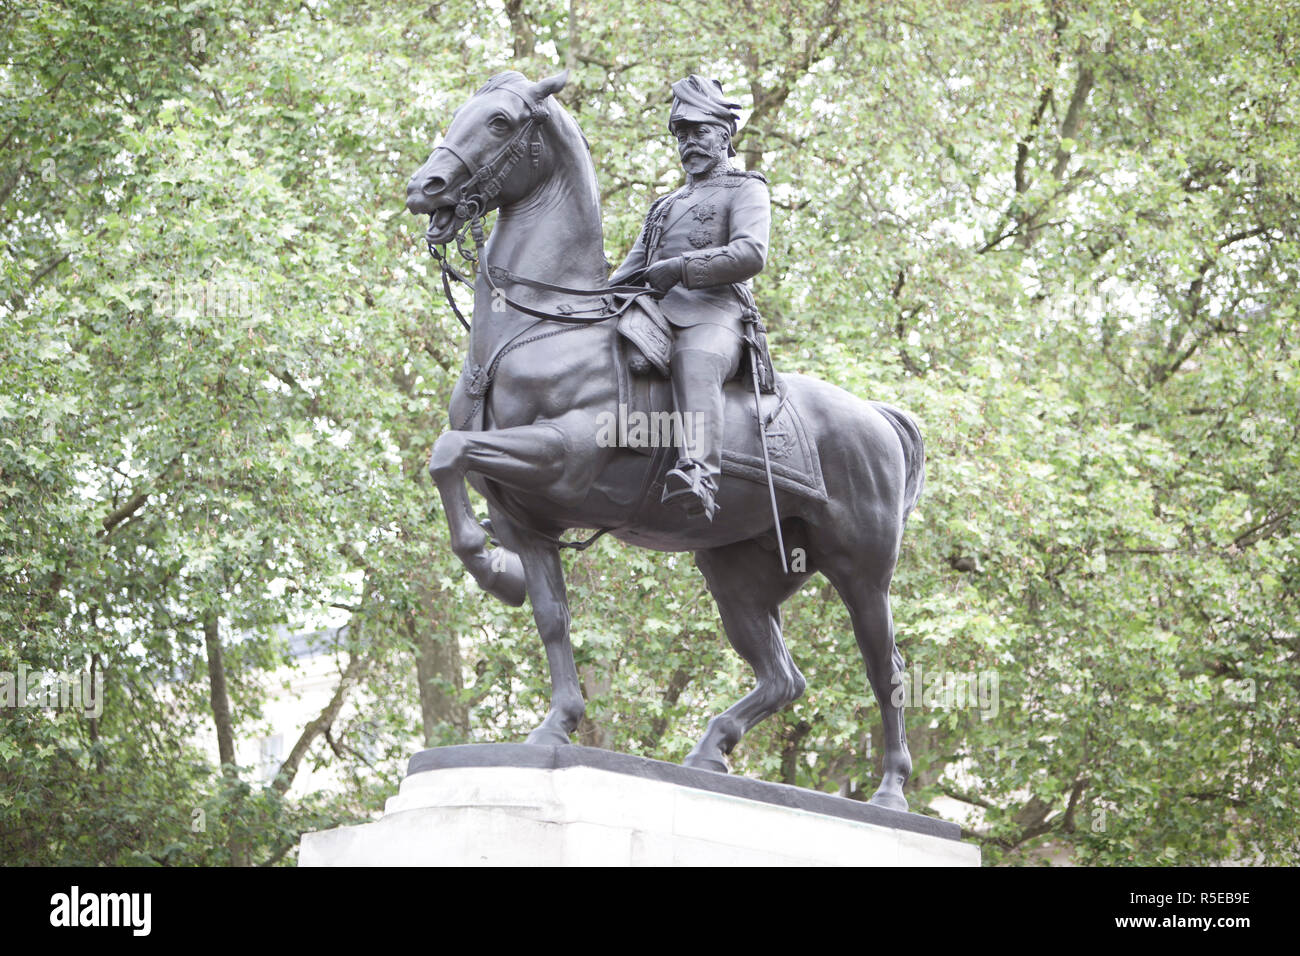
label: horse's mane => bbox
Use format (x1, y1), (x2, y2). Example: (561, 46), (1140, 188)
(475, 71), (528, 96)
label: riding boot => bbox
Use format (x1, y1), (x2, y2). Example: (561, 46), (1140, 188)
(662, 346), (732, 520)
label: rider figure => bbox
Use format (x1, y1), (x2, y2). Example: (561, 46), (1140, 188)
(610, 75), (772, 522)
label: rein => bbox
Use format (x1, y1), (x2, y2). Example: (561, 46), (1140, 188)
(427, 215), (659, 328)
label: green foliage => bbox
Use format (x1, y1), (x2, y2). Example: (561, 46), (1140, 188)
(2, 0), (1296, 865)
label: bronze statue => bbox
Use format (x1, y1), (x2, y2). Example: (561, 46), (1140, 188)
(406, 71), (924, 811)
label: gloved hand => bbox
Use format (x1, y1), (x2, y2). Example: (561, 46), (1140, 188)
(644, 256), (684, 293)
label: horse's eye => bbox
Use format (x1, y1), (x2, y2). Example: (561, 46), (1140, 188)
(489, 116), (511, 132)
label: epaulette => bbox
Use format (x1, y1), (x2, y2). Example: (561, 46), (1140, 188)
(727, 169), (768, 183)
(642, 190), (678, 225)
(639, 189), (681, 246)
(648, 190), (679, 214)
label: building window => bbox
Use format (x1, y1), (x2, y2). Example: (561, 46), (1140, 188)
(258, 733), (285, 784)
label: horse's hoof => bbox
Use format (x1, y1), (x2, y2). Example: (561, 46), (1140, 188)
(682, 753), (729, 774)
(868, 789), (909, 813)
(525, 726), (572, 747)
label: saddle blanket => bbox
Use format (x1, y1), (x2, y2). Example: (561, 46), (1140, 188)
(616, 341), (828, 503)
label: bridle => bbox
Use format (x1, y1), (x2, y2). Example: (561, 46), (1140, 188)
(423, 86), (660, 331)
(437, 85), (550, 230)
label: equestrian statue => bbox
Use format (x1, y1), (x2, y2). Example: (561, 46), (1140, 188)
(405, 70), (925, 811)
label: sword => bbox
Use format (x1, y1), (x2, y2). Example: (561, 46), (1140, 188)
(742, 306), (788, 575)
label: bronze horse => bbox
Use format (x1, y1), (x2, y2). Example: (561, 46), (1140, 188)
(405, 70), (924, 811)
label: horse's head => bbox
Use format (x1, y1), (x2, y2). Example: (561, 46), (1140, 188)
(406, 70), (570, 243)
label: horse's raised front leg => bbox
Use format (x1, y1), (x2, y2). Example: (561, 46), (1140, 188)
(427, 422), (572, 607)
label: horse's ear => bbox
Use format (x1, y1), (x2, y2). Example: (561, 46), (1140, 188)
(530, 69), (569, 103)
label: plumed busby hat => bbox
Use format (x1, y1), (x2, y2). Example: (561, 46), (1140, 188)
(668, 75), (740, 156)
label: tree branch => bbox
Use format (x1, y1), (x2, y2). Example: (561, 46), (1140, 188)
(100, 492), (150, 536)
(1050, 64), (1094, 181)
(271, 645), (367, 795)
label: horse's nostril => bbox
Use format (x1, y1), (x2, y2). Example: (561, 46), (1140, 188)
(422, 176), (447, 197)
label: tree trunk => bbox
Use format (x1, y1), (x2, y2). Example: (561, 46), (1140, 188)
(576, 663), (611, 750)
(504, 0), (536, 60)
(202, 609), (248, 866)
(203, 610), (237, 771)
(411, 572), (467, 747)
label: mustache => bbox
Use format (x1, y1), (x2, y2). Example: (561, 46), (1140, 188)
(680, 147), (711, 160)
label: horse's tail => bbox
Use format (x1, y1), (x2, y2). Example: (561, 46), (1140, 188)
(870, 402), (926, 522)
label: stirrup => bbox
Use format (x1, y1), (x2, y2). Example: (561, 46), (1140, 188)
(662, 461), (719, 521)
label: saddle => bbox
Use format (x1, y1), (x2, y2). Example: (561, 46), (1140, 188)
(609, 330), (828, 504)
(617, 288), (776, 393)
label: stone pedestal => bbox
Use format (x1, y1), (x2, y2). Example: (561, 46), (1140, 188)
(299, 744), (979, 866)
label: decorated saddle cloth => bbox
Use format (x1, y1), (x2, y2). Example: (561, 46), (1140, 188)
(610, 335), (827, 503)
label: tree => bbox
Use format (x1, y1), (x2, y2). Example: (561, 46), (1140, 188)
(2, 0), (1296, 865)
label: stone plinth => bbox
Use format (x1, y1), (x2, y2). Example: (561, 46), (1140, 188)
(299, 744), (979, 866)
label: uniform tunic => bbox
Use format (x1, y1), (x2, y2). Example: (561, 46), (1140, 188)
(610, 169), (771, 334)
